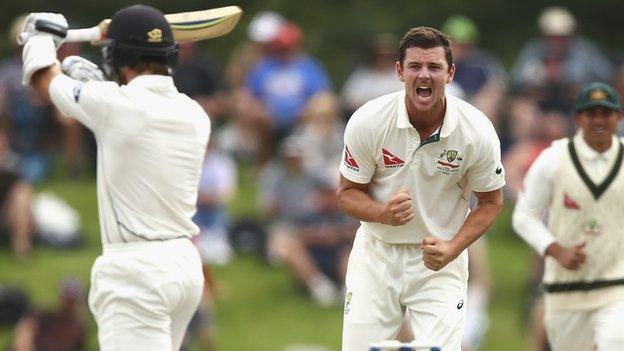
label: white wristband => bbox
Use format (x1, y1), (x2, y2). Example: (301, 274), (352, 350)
(22, 35), (57, 85)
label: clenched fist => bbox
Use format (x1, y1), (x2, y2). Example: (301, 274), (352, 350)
(546, 241), (587, 271)
(380, 188), (414, 226)
(421, 236), (460, 271)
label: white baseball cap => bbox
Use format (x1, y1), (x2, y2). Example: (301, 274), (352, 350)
(538, 6), (576, 36)
(248, 11), (285, 43)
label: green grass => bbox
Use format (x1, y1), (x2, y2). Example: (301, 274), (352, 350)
(0, 177), (534, 351)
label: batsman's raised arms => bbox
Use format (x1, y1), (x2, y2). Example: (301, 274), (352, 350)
(63, 5), (242, 44)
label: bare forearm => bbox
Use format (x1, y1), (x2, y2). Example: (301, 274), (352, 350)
(449, 199), (503, 254)
(337, 188), (384, 223)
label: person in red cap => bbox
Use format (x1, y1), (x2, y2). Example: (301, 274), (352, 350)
(245, 20), (332, 143)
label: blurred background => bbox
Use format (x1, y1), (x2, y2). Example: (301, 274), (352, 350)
(1, 0), (624, 350)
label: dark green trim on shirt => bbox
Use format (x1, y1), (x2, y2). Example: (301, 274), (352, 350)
(417, 123), (443, 149)
(567, 138), (624, 200)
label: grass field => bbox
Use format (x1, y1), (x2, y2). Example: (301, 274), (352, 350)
(0, 176), (534, 351)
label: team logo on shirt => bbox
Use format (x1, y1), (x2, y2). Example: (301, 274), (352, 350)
(582, 218), (602, 236)
(436, 149), (463, 175)
(343, 146), (359, 171)
(382, 148), (405, 168)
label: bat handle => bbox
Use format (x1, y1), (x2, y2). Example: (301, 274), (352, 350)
(66, 26), (102, 43)
(35, 19), (68, 38)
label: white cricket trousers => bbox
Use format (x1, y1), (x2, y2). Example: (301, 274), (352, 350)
(342, 230), (468, 351)
(545, 301), (624, 351)
(89, 238), (204, 351)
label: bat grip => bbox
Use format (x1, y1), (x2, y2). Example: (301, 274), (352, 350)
(34, 19), (68, 38)
(66, 26), (102, 43)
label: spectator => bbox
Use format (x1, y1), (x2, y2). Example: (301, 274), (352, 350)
(0, 126), (35, 260)
(341, 33), (403, 115)
(293, 92), (345, 186)
(214, 89), (272, 167)
(0, 285), (29, 326)
(12, 278), (86, 351)
(511, 6), (613, 112)
(193, 139), (237, 266)
(246, 21), (332, 141)
(217, 12), (285, 166)
(0, 15), (57, 183)
(442, 15), (507, 128)
(259, 137), (338, 307)
(297, 181), (357, 288)
(186, 138), (237, 350)
(174, 42), (229, 121)
(503, 111), (568, 201)
(225, 11), (285, 90)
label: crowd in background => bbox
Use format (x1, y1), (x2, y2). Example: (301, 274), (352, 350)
(0, 5), (622, 350)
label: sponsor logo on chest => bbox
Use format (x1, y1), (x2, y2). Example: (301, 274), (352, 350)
(382, 148), (405, 168)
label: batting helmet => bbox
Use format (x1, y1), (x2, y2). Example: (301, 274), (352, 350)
(101, 4), (178, 82)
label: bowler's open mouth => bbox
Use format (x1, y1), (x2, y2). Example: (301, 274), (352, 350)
(417, 86), (432, 98)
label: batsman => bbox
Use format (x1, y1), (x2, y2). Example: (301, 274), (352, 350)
(337, 27), (505, 350)
(19, 5), (216, 350)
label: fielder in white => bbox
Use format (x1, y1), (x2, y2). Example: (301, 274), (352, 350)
(337, 27), (505, 351)
(20, 5), (210, 350)
(513, 82), (624, 351)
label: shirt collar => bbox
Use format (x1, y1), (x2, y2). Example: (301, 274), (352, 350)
(396, 90), (459, 138)
(396, 90), (412, 129)
(127, 75), (177, 93)
(440, 94), (459, 138)
(574, 131), (619, 161)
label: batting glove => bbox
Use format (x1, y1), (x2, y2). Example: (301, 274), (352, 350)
(21, 35), (57, 85)
(61, 56), (105, 82)
(17, 13), (68, 49)
(19, 13), (68, 85)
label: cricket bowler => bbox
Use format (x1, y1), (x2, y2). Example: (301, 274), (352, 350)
(337, 27), (505, 350)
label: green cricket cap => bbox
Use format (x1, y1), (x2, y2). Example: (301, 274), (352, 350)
(574, 82), (621, 112)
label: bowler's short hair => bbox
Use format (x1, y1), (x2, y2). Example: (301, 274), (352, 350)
(398, 27), (453, 68)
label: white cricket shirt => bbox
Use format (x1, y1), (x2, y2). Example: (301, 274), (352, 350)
(513, 133), (624, 311)
(50, 74), (210, 245)
(513, 133), (621, 255)
(340, 90), (505, 243)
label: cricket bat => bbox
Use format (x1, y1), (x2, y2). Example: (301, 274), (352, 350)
(63, 6), (242, 44)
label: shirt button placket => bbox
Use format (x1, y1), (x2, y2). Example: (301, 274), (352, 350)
(410, 138), (420, 168)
